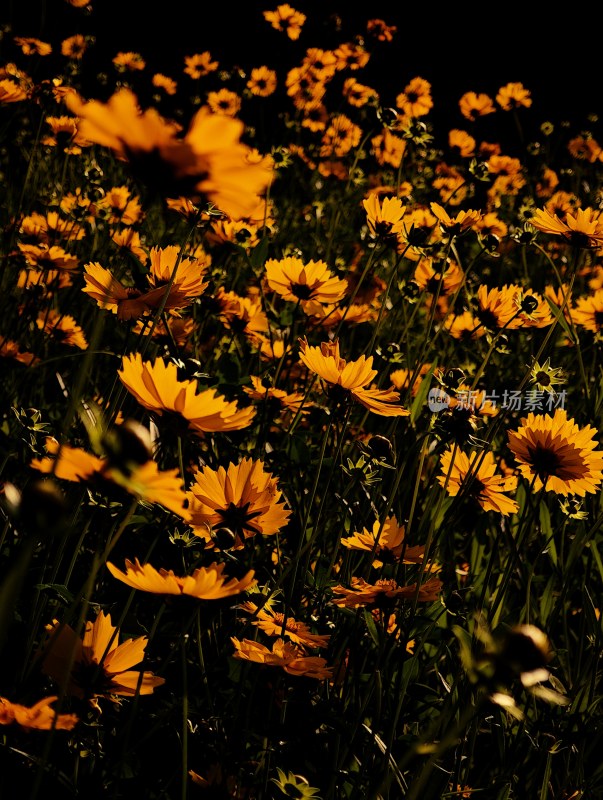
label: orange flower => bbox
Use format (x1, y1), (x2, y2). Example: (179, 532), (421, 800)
(507, 409), (603, 496)
(107, 559), (255, 599)
(231, 638), (332, 680)
(42, 610), (165, 704)
(363, 194), (406, 239)
(0, 696), (78, 731)
(458, 91), (496, 121)
(118, 353), (255, 437)
(36, 309), (88, 349)
(437, 448), (519, 515)
(238, 601), (330, 648)
(396, 77), (433, 118)
(187, 457), (291, 546)
(184, 52), (218, 79)
(430, 202), (482, 237)
(263, 4), (306, 40)
(65, 88), (272, 219)
(331, 576), (442, 608)
(265, 256), (348, 315)
(340, 514), (429, 568)
(298, 338), (410, 417)
(529, 206), (603, 248)
(496, 82), (532, 111)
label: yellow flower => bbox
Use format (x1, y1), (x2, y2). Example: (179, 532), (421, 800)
(107, 559), (255, 599)
(231, 638), (332, 680)
(187, 457), (291, 546)
(298, 338), (410, 417)
(529, 206), (603, 248)
(507, 409), (603, 496)
(265, 256), (348, 315)
(331, 576), (442, 608)
(340, 514), (429, 568)
(42, 610), (165, 704)
(430, 202), (482, 237)
(238, 601), (330, 648)
(363, 194), (406, 239)
(118, 353), (255, 437)
(65, 88), (273, 219)
(263, 4), (306, 40)
(437, 448), (519, 515)
(0, 696), (78, 731)
(496, 81), (532, 111)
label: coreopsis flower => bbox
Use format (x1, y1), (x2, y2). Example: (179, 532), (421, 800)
(206, 88), (241, 117)
(42, 610), (165, 705)
(430, 202), (482, 237)
(61, 34), (87, 59)
(390, 363), (433, 397)
(152, 73), (177, 96)
(107, 559), (255, 599)
(184, 52), (218, 79)
(118, 353), (255, 437)
(333, 42), (370, 71)
(247, 66), (277, 97)
(366, 18), (397, 42)
(65, 88), (273, 219)
(187, 457), (291, 546)
(0, 78), (28, 102)
(413, 257), (464, 296)
(496, 82), (532, 111)
(510, 286), (553, 328)
(529, 207), (603, 248)
(302, 48), (338, 81)
(0, 338), (37, 366)
(298, 338), (410, 417)
(567, 134), (602, 163)
(20, 210), (86, 244)
(243, 375), (310, 418)
(363, 194), (406, 239)
(111, 228), (148, 263)
(265, 256), (348, 315)
(340, 514), (428, 568)
(343, 77), (378, 108)
(443, 310), (484, 341)
(529, 358), (566, 394)
(573, 289), (603, 334)
(370, 128), (407, 168)
(437, 448), (519, 515)
(30, 436), (190, 519)
(320, 113), (362, 157)
(215, 287), (269, 344)
(0, 696), (78, 731)
(238, 601), (330, 648)
(331, 576), (442, 608)
(97, 185), (143, 225)
(263, 4), (306, 39)
(507, 409), (603, 496)
(458, 91), (496, 121)
(18, 243), (79, 271)
(272, 769), (321, 799)
(14, 37), (52, 56)
(231, 638), (332, 680)
(36, 309), (88, 349)
(471, 284), (519, 331)
(448, 129), (476, 158)
(395, 77), (433, 118)
(112, 51), (146, 71)
(41, 115), (91, 154)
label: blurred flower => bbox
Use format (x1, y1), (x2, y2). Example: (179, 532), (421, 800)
(438, 447), (518, 515)
(107, 559), (255, 599)
(272, 768), (322, 798)
(188, 457), (291, 546)
(331, 576), (442, 608)
(263, 4), (306, 40)
(0, 696), (78, 731)
(184, 51), (218, 79)
(152, 73), (177, 96)
(42, 610), (165, 705)
(508, 409), (603, 496)
(396, 77), (433, 118)
(36, 309), (88, 349)
(14, 37), (52, 56)
(458, 91), (496, 121)
(65, 88), (273, 219)
(496, 82), (532, 111)
(247, 66), (277, 97)
(112, 51), (146, 71)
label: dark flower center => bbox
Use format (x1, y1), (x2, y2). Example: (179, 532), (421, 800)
(291, 283), (314, 300)
(527, 445), (562, 478)
(217, 501), (262, 537)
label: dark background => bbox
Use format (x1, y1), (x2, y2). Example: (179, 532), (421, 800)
(3, 0), (602, 144)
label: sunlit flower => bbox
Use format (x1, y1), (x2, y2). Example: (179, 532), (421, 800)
(430, 202), (482, 237)
(366, 18), (397, 42)
(243, 375), (309, 418)
(263, 4), (306, 39)
(42, 610), (165, 704)
(112, 51), (146, 71)
(363, 194), (406, 239)
(507, 409), (603, 496)
(0, 78), (28, 102)
(231, 638), (332, 680)
(340, 514), (428, 568)
(0, 338), (37, 366)
(342, 77), (377, 107)
(265, 256), (347, 315)
(238, 601), (330, 648)
(448, 129), (476, 158)
(333, 42), (370, 71)
(36, 309), (88, 349)
(331, 576), (442, 608)
(573, 288), (603, 334)
(206, 88), (241, 117)
(18, 243), (80, 271)
(320, 113), (362, 157)
(14, 37), (52, 56)
(111, 228), (148, 263)
(61, 34), (87, 59)
(437, 447), (519, 515)
(65, 88), (273, 219)
(529, 206), (603, 248)
(107, 559), (255, 599)
(0, 696), (78, 731)
(298, 338), (410, 417)
(118, 353), (255, 437)
(152, 73), (177, 96)
(187, 457), (291, 546)
(413, 257), (464, 296)
(41, 115), (91, 154)
(272, 768), (321, 798)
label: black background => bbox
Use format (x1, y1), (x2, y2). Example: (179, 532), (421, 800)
(3, 0), (602, 145)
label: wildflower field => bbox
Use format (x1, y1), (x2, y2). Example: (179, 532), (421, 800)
(3, 2), (603, 798)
